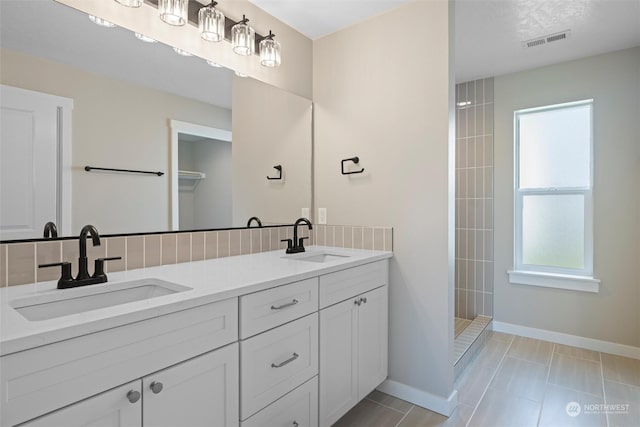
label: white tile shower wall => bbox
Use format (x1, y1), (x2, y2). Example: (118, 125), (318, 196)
(455, 78), (494, 320)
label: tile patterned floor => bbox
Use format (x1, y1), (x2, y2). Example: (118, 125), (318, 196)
(333, 332), (640, 427)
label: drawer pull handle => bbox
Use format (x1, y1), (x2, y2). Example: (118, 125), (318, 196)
(293, 422), (299, 427)
(271, 352), (299, 368)
(126, 390), (141, 404)
(150, 381), (163, 394)
(271, 299), (299, 310)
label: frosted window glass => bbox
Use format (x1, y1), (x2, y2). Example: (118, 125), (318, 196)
(522, 194), (584, 269)
(518, 105), (591, 189)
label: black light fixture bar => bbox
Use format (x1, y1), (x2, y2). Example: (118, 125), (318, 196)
(145, 0), (267, 53)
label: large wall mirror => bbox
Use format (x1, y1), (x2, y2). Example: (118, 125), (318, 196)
(0, 0), (312, 241)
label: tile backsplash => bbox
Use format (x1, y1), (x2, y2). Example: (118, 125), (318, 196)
(0, 224), (393, 287)
(455, 77), (494, 320)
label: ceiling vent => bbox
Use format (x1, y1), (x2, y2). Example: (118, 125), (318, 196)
(522, 30), (571, 49)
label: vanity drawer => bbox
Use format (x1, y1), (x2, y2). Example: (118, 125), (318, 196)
(240, 277), (318, 339)
(242, 376), (318, 427)
(0, 297), (238, 427)
(319, 260), (388, 308)
(240, 313), (318, 420)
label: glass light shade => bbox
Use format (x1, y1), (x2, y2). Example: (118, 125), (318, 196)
(259, 35), (281, 67)
(89, 15), (116, 28)
(114, 0), (142, 7)
(199, 4), (225, 42)
(207, 60), (223, 68)
(159, 0), (188, 26)
(135, 33), (157, 43)
(232, 16), (254, 56)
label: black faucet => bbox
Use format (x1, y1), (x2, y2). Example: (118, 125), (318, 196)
(43, 221), (58, 238)
(77, 225), (101, 281)
(247, 216), (263, 228)
(282, 218), (313, 254)
(39, 224), (121, 289)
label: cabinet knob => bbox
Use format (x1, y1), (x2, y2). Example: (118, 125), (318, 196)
(293, 422), (299, 427)
(150, 381), (164, 394)
(360, 297), (367, 304)
(354, 299), (361, 306)
(126, 390), (141, 404)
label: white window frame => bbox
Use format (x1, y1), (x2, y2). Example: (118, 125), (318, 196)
(509, 99), (600, 293)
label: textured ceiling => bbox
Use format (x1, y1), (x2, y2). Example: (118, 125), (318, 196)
(455, 0), (640, 82)
(249, 0), (640, 82)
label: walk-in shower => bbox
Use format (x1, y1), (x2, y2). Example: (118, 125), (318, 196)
(454, 77), (495, 377)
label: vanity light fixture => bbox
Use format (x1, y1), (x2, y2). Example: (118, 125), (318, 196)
(259, 30), (281, 68)
(207, 60), (223, 68)
(232, 15), (254, 56)
(173, 47), (193, 56)
(199, 1), (225, 42)
(114, 0), (142, 7)
(89, 15), (117, 28)
(159, 0), (188, 26)
(135, 32), (157, 43)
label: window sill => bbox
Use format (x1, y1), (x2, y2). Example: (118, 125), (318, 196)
(508, 270), (600, 293)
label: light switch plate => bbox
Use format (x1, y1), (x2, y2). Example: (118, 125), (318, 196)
(301, 208), (310, 219)
(318, 208), (327, 224)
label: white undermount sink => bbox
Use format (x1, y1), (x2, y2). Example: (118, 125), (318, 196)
(10, 278), (191, 321)
(283, 252), (351, 263)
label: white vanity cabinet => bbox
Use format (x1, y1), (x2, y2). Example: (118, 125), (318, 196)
(1, 298), (238, 426)
(1, 252), (391, 427)
(21, 344), (239, 427)
(21, 381), (142, 427)
(142, 343), (239, 427)
(239, 278), (319, 423)
(318, 262), (389, 427)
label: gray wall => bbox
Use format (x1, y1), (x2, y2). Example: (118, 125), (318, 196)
(314, 0), (456, 408)
(232, 76), (312, 227)
(455, 78), (494, 320)
(493, 47), (640, 347)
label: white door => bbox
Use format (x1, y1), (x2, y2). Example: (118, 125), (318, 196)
(143, 343), (239, 427)
(0, 85), (72, 240)
(357, 286), (389, 399)
(21, 381), (142, 427)
(319, 298), (359, 427)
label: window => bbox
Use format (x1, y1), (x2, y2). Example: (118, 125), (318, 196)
(509, 100), (600, 292)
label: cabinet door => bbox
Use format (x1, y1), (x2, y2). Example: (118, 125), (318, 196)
(357, 285), (388, 400)
(143, 343), (239, 427)
(21, 381), (141, 427)
(319, 298), (358, 427)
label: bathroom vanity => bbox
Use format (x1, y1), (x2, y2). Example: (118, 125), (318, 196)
(0, 247), (391, 427)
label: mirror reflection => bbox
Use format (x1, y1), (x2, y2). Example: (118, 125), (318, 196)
(0, 0), (312, 241)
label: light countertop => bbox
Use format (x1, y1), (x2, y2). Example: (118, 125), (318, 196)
(0, 246), (392, 356)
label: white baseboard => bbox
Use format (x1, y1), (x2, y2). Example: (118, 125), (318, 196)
(493, 321), (640, 360)
(377, 379), (458, 416)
